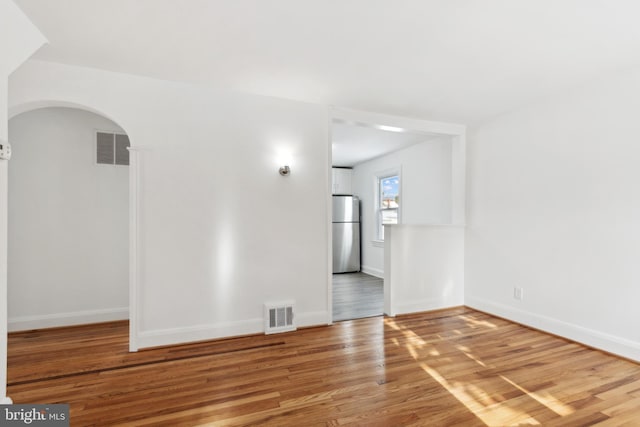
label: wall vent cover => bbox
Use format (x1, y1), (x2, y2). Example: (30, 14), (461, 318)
(96, 131), (130, 165)
(264, 301), (296, 334)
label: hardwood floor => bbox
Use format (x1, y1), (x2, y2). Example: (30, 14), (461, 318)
(332, 272), (383, 322)
(8, 307), (640, 426)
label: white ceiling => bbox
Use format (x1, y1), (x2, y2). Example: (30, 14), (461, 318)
(14, 0), (640, 125)
(332, 121), (437, 167)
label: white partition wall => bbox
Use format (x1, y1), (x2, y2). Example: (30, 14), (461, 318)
(384, 225), (464, 316)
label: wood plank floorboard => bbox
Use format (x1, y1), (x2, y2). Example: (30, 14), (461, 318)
(7, 307), (640, 426)
(332, 272), (383, 322)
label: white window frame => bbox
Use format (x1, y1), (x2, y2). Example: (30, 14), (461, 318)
(374, 167), (401, 242)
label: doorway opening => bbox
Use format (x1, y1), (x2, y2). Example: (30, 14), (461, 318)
(330, 118), (421, 322)
(329, 109), (466, 322)
(7, 106), (131, 343)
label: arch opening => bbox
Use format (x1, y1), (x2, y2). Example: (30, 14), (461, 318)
(7, 104), (137, 352)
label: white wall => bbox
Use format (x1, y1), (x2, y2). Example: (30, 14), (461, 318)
(0, 1), (46, 78)
(352, 136), (453, 276)
(0, 0), (47, 402)
(9, 60), (330, 349)
(384, 225), (464, 316)
(8, 107), (129, 330)
(466, 66), (640, 361)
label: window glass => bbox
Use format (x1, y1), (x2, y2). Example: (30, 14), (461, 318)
(380, 176), (399, 209)
(378, 174), (399, 240)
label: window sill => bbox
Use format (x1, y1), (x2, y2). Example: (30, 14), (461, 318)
(371, 240), (385, 248)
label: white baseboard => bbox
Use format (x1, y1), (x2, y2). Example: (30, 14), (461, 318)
(394, 297), (463, 317)
(465, 295), (640, 362)
(137, 310), (331, 349)
(361, 265), (383, 278)
(137, 318), (263, 349)
(8, 307), (129, 332)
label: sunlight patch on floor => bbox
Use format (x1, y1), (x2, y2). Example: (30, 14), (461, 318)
(384, 315), (577, 425)
(384, 318), (402, 331)
(420, 362), (540, 426)
(459, 314), (498, 329)
(461, 350), (488, 367)
(500, 375), (574, 417)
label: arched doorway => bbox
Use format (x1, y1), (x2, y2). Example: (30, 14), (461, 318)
(7, 104), (136, 350)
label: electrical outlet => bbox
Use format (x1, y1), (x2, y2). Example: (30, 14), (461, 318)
(513, 287), (523, 300)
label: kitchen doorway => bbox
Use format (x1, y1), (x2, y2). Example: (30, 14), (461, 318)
(329, 108), (466, 323)
(330, 116), (418, 322)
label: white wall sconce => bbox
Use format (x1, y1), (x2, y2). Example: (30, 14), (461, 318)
(279, 165), (291, 176)
(276, 149), (292, 176)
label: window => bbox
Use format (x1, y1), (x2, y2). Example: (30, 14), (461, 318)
(96, 131), (130, 165)
(377, 174), (400, 240)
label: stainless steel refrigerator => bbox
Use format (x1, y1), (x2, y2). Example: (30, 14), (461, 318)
(332, 195), (360, 273)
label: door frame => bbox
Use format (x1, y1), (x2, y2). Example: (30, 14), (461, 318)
(328, 107), (467, 321)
